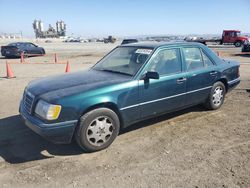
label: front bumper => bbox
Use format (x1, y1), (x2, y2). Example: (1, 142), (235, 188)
(19, 101), (78, 144)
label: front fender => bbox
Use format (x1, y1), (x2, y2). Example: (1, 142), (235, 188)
(57, 80), (139, 126)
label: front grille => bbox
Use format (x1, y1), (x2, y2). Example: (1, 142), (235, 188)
(23, 90), (35, 114)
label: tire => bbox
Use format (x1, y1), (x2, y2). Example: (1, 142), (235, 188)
(234, 41), (242, 47)
(22, 51), (28, 58)
(41, 49), (45, 55)
(75, 108), (120, 152)
(204, 81), (226, 110)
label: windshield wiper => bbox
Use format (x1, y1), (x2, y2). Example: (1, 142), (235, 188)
(96, 68), (133, 76)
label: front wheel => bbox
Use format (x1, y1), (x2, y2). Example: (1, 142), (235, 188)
(41, 49), (45, 55)
(204, 81), (226, 110)
(75, 108), (120, 152)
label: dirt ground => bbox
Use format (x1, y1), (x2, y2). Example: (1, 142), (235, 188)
(0, 40), (249, 188)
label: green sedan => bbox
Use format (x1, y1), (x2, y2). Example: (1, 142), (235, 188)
(19, 42), (240, 152)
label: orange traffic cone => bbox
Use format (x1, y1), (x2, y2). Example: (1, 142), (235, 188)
(65, 61), (70, 73)
(20, 52), (25, 63)
(6, 61), (16, 78)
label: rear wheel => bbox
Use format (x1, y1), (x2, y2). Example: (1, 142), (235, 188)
(204, 81), (226, 110)
(22, 51), (28, 58)
(234, 41), (242, 47)
(75, 108), (120, 152)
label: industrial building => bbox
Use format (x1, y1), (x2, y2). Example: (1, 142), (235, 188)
(33, 20), (66, 38)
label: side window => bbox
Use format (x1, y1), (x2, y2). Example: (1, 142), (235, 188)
(26, 43), (36, 48)
(183, 47), (203, 70)
(147, 48), (182, 76)
(202, 51), (214, 67)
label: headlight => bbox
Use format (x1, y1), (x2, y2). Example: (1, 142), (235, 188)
(35, 100), (61, 120)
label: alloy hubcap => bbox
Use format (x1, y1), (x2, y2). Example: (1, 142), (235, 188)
(86, 116), (114, 146)
(212, 86), (223, 106)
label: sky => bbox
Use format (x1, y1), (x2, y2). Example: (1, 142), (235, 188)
(0, 0), (250, 38)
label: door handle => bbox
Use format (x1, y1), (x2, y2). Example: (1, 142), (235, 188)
(210, 71), (217, 76)
(177, 77), (187, 84)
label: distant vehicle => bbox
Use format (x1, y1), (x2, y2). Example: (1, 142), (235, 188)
(45, 40), (52, 43)
(185, 30), (249, 47)
(104, 36), (116, 43)
(63, 39), (71, 42)
(1, 42), (45, 58)
(96, 39), (104, 42)
(242, 42), (250, 52)
(121, 39), (138, 45)
(69, 39), (79, 42)
(20, 42), (240, 152)
(63, 38), (87, 43)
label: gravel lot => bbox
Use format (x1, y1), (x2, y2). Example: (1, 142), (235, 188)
(0, 40), (249, 188)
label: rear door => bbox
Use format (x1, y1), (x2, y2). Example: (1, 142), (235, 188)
(182, 47), (217, 106)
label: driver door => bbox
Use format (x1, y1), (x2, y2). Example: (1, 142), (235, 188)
(139, 48), (187, 118)
(26, 43), (38, 55)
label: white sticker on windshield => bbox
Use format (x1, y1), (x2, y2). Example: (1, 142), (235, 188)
(135, 49), (152, 55)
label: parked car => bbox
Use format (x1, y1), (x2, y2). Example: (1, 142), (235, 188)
(64, 38), (87, 43)
(242, 42), (250, 52)
(19, 42), (240, 152)
(121, 39), (138, 45)
(45, 40), (52, 43)
(1, 42), (45, 58)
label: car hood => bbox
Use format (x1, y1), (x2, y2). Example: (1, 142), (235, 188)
(238, 36), (249, 40)
(27, 69), (132, 101)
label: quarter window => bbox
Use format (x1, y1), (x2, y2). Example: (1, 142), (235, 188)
(183, 47), (203, 70)
(202, 51), (214, 67)
(146, 48), (182, 76)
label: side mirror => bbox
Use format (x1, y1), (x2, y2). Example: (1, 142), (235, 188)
(141, 71), (159, 80)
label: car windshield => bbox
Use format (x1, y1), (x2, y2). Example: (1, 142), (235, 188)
(93, 46), (153, 76)
(8, 43), (24, 47)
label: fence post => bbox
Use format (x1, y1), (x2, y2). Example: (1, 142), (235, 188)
(54, 53), (58, 63)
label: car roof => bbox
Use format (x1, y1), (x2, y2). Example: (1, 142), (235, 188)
(120, 41), (204, 49)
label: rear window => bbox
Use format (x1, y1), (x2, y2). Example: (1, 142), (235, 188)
(8, 43), (18, 46)
(7, 43), (22, 47)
